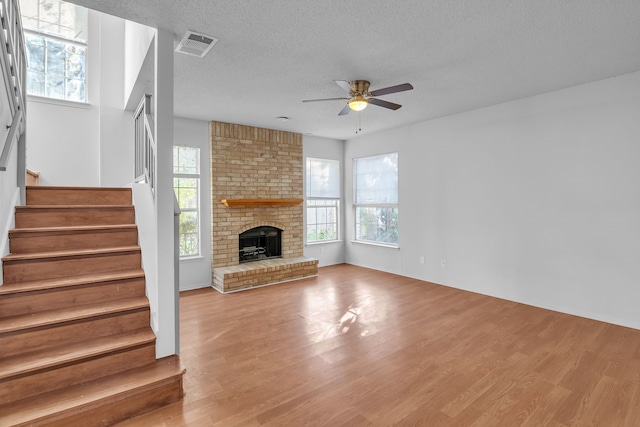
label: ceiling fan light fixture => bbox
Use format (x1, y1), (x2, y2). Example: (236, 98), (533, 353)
(348, 96), (368, 111)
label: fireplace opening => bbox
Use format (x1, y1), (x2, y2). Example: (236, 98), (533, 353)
(239, 226), (282, 263)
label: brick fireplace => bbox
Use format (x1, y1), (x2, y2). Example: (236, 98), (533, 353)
(210, 121), (318, 292)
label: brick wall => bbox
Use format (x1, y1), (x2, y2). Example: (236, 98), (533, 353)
(210, 121), (304, 269)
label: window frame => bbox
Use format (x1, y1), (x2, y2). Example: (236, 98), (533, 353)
(173, 145), (201, 258)
(22, 0), (89, 103)
(353, 152), (399, 247)
(305, 157), (341, 244)
(306, 198), (340, 244)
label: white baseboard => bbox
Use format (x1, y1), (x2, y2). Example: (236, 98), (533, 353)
(179, 282), (212, 292)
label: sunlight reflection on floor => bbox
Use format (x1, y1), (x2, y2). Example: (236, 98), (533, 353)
(300, 279), (390, 343)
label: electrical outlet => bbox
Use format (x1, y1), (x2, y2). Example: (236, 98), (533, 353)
(419, 256), (425, 264)
(441, 260), (447, 269)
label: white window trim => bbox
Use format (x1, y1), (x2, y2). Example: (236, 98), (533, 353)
(174, 171), (201, 258)
(353, 152), (399, 247)
(305, 197), (341, 244)
(305, 239), (343, 246)
(24, 28), (86, 47)
(353, 205), (400, 248)
(305, 157), (341, 245)
(350, 239), (400, 249)
(27, 94), (90, 108)
(23, 15), (89, 103)
(174, 146), (201, 258)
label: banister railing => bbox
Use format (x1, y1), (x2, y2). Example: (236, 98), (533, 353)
(134, 94), (156, 198)
(0, 0), (26, 171)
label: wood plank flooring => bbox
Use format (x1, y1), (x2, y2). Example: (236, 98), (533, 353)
(116, 264), (640, 426)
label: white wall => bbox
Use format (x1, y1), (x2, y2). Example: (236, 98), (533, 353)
(132, 182), (157, 329)
(345, 71), (640, 330)
(26, 100), (100, 186)
(175, 117), (212, 291)
(26, 10), (133, 187)
(303, 135), (346, 266)
(26, 11), (100, 186)
(0, 141), (19, 284)
(99, 14), (134, 186)
(124, 20), (155, 109)
(154, 28), (178, 357)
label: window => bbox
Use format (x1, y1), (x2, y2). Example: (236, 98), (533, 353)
(173, 146), (200, 257)
(306, 158), (340, 243)
(353, 152), (398, 245)
(21, 0), (88, 102)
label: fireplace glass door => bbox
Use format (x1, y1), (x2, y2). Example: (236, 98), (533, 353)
(239, 226), (282, 263)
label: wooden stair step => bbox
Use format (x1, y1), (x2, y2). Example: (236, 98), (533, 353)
(8, 224), (139, 253)
(1, 246), (142, 283)
(0, 330), (156, 405)
(15, 205), (135, 228)
(0, 270), (146, 319)
(0, 328), (156, 381)
(0, 269), (145, 296)
(2, 245), (141, 262)
(26, 186), (132, 206)
(0, 296), (149, 335)
(0, 346), (157, 406)
(9, 224), (138, 235)
(0, 356), (184, 427)
(1, 307), (150, 360)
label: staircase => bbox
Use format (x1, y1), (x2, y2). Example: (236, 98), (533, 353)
(0, 186), (184, 426)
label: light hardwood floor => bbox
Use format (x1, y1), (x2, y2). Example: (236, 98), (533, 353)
(117, 264), (640, 426)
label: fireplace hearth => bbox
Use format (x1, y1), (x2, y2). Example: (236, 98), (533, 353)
(239, 226), (282, 263)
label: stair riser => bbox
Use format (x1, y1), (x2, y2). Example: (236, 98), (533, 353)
(9, 229), (139, 254)
(0, 279), (146, 319)
(15, 208), (135, 228)
(38, 378), (184, 427)
(2, 251), (142, 283)
(26, 187), (132, 206)
(0, 344), (156, 406)
(0, 311), (151, 358)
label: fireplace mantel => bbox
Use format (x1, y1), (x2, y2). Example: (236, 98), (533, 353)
(220, 198), (303, 207)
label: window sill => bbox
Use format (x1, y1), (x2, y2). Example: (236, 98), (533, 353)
(27, 95), (91, 109)
(351, 240), (399, 249)
(179, 255), (204, 262)
(306, 240), (342, 246)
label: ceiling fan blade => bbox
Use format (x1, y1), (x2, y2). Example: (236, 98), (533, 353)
(302, 97), (349, 103)
(338, 104), (351, 116)
(334, 80), (353, 94)
(368, 98), (402, 110)
(369, 83), (413, 97)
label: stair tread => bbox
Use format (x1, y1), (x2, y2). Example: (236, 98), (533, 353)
(16, 204), (134, 209)
(2, 245), (141, 262)
(0, 355), (184, 426)
(26, 186), (131, 191)
(0, 296), (149, 335)
(0, 269), (145, 296)
(0, 328), (156, 381)
(9, 224), (138, 235)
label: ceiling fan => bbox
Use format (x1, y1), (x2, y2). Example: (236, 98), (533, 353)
(303, 80), (414, 116)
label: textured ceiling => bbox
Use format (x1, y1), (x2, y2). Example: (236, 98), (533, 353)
(70, 0), (640, 140)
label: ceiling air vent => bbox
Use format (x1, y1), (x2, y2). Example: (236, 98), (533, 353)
(175, 31), (218, 58)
